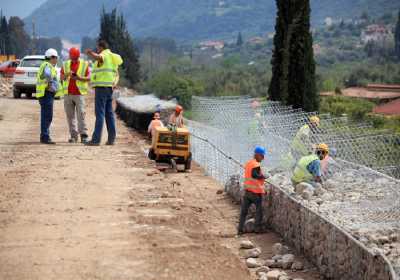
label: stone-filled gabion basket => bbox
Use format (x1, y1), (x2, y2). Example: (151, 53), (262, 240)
(116, 95), (177, 132)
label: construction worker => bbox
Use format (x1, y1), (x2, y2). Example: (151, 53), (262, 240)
(85, 39), (123, 146)
(168, 105), (184, 128)
(291, 116), (320, 161)
(36, 48), (62, 144)
(148, 112), (164, 139)
(238, 146), (267, 235)
(291, 143), (329, 187)
(61, 48), (90, 143)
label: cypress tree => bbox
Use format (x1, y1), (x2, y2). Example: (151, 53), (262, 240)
(236, 32), (243, 47)
(268, 0), (318, 111)
(395, 10), (400, 59)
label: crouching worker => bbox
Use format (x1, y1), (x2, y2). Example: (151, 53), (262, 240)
(148, 112), (164, 144)
(291, 143), (329, 187)
(238, 146), (267, 235)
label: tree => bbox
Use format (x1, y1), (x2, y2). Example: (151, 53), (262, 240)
(8, 17), (30, 58)
(236, 32), (243, 47)
(268, 0), (318, 111)
(0, 14), (11, 55)
(99, 8), (141, 87)
(395, 10), (400, 59)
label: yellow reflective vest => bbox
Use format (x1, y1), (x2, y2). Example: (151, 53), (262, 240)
(291, 154), (319, 184)
(62, 59), (89, 95)
(91, 49), (122, 88)
(36, 61), (62, 98)
(291, 124), (312, 157)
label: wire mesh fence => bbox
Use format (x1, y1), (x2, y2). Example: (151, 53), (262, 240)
(187, 95), (400, 273)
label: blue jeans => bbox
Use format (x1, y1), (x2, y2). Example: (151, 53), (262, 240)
(91, 87), (116, 143)
(39, 91), (55, 141)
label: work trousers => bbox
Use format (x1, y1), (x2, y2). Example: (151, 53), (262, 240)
(91, 87), (116, 144)
(38, 91), (55, 141)
(64, 94), (88, 139)
(238, 190), (264, 232)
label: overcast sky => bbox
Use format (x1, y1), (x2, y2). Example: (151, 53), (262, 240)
(1, 0), (47, 18)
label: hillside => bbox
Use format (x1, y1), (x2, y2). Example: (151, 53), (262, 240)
(24, 0), (399, 42)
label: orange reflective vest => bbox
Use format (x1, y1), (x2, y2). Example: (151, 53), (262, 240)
(243, 159), (265, 194)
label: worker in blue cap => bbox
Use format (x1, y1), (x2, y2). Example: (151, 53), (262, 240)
(238, 146), (267, 235)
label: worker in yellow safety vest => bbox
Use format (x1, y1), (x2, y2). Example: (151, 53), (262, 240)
(290, 116), (320, 161)
(61, 47), (90, 143)
(291, 143), (329, 187)
(36, 48), (62, 144)
(85, 39), (123, 146)
(238, 146), (267, 235)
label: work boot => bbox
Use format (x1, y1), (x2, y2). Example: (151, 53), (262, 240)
(68, 137), (78, 143)
(106, 140), (115, 146)
(80, 134), (88, 143)
(84, 141), (100, 146)
(41, 139), (56, 145)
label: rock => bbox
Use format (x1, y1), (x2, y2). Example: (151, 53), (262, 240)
(244, 218), (255, 233)
(314, 184), (326, 196)
(246, 258), (262, 268)
(258, 273), (268, 280)
(266, 270), (283, 280)
(256, 266), (271, 275)
(294, 182), (313, 194)
(279, 276), (290, 280)
(291, 261), (304, 270)
(272, 243), (289, 255)
(240, 240), (255, 249)
(301, 188), (314, 200)
(264, 259), (282, 268)
(321, 192), (334, 200)
(280, 254), (295, 269)
(315, 198), (324, 205)
(242, 248), (262, 258)
(272, 255), (282, 261)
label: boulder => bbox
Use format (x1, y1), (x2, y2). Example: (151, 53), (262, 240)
(246, 258), (262, 268)
(266, 270), (283, 280)
(291, 261), (304, 271)
(242, 248), (261, 259)
(294, 182), (313, 194)
(272, 243), (289, 255)
(240, 240), (255, 249)
(256, 266), (271, 275)
(314, 184), (326, 196)
(281, 254), (295, 269)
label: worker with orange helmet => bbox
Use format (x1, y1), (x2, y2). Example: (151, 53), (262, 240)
(168, 105), (184, 128)
(291, 143), (329, 187)
(60, 47), (90, 143)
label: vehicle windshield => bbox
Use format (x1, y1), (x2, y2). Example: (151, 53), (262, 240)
(20, 59), (44, 68)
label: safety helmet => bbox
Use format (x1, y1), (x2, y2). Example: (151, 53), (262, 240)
(254, 146), (266, 156)
(69, 47), (80, 60)
(309, 116), (320, 125)
(316, 143), (329, 154)
(175, 105), (183, 113)
(45, 48), (59, 58)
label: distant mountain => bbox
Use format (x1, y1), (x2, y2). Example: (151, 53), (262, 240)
(24, 0), (400, 43)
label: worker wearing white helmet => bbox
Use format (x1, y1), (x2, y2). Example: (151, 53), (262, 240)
(36, 48), (62, 144)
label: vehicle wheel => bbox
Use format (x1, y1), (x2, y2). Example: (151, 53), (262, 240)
(26, 92), (33, 99)
(185, 152), (192, 171)
(148, 148), (156, 160)
(13, 89), (21, 99)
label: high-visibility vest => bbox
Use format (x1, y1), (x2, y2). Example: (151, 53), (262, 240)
(291, 154), (320, 184)
(36, 61), (62, 98)
(62, 59), (89, 95)
(91, 49), (121, 88)
(243, 159), (265, 194)
(291, 124), (311, 156)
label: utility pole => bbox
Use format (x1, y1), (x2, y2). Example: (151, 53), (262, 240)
(32, 19), (36, 55)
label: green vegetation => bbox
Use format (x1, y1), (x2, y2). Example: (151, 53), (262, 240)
(99, 8), (141, 87)
(269, 0), (318, 111)
(396, 10), (400, 59)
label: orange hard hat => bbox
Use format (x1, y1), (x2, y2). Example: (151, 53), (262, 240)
(69, 47), (80, 60)
(175, 105), (183, 113)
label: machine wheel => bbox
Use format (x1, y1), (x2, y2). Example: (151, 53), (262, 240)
(185, 152), (192, 171)
(13, 89), (21, 99)
(148, 148), (156, 160)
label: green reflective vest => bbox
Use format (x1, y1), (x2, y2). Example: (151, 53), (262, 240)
(91, 49), (118, 88)
(36, 61), (62, 98)
(62, 59), (89, 95)
(291, 124), (311, 157)
(291, 154), (319, 184)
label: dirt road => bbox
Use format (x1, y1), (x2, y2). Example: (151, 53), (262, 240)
(0, 93), (319, 280)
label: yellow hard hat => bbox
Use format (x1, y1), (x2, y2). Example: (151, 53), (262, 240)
(309, 116), (320, 125)
(316, 143), (329, 154)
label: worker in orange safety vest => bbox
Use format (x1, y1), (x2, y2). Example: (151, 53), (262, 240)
(238, 146), (267, 235)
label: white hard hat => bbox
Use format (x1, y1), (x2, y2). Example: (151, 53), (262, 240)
(45, 48), (58, 58)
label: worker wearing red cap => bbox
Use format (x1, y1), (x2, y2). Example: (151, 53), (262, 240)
(61, 47), (90, 143)
(168, 105), (184, 128)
